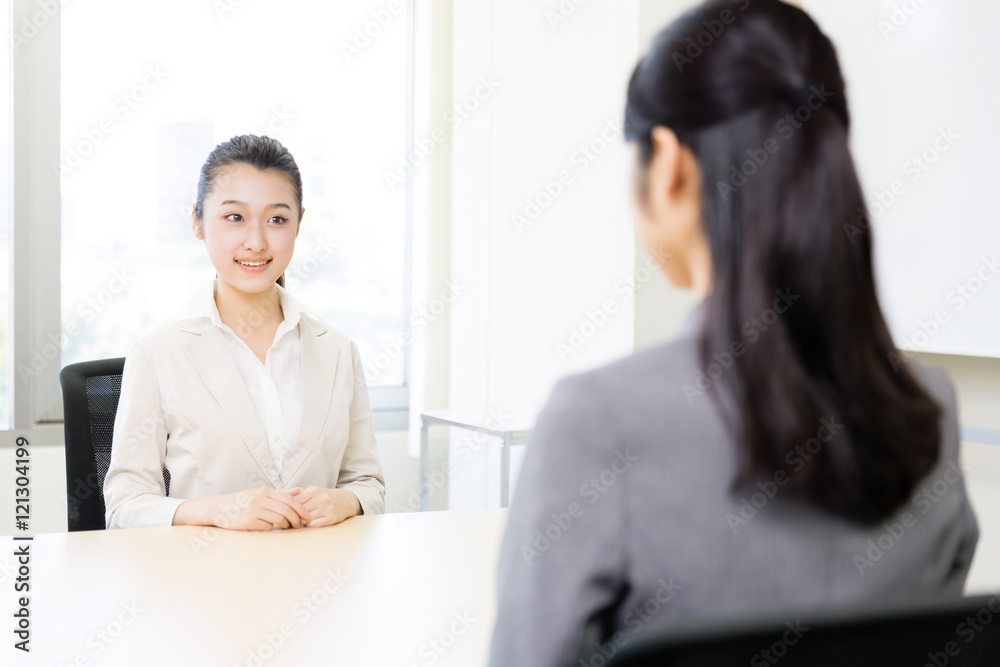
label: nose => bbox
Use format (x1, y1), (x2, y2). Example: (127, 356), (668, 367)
(243, 219), (267, 253)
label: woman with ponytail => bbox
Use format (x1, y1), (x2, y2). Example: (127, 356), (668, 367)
(103, 135), (385, 530)
(489, 2), (978, 665)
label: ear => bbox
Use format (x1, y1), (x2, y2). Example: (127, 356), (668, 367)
(191, 204), (203, 240)
(648, 126), (684, 198)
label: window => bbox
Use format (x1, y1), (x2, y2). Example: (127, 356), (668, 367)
(59, 0), (409, 403)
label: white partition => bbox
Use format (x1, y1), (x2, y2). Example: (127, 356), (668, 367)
(806, 0), (1000, 357)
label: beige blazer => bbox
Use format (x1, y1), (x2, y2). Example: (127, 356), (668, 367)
(103, 306), (386, 529)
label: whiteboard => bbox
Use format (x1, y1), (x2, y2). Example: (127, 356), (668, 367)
(805, 0), (1000, 357)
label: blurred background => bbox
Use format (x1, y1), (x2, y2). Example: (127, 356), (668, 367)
(0, 0), (998, 593)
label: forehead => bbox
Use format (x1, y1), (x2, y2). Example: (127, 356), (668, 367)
(206, 164), (297, 206)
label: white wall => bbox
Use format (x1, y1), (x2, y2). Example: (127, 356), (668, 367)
(446, 0), (643, 509)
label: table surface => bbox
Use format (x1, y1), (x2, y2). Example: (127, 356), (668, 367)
(3, 509), (509, 667)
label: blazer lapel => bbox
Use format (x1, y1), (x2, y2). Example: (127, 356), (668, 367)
(182, 323), (282, 487)
(278, 314), (339, 486)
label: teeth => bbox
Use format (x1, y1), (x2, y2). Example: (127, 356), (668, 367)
(238, 260), (269, 267)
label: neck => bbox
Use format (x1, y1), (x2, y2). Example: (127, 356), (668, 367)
(214, 279), (283, 338)
(686, 235), (714, 300)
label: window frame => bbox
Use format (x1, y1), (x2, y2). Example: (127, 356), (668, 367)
(1, 0), (413, 447)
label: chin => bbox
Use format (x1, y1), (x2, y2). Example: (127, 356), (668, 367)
(222, 273), (274, 289)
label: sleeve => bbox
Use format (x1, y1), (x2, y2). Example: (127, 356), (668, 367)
(487, 373), (629, 667)
(103, 340), (186, 529)
(335, 340), (386, 516)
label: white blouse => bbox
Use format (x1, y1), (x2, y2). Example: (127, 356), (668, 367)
(198, 279), (305, 472)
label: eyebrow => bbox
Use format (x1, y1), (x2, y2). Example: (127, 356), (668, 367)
(219, 199), (293, 211)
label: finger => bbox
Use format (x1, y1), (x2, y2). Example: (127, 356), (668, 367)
(306, 513), (337, 528)
(264, 502), (301, 529)
(261, 507), (293, 529)
(266, 490), (311, 523)
(249, 518), (276, 532)
(281, 495), (313, 523)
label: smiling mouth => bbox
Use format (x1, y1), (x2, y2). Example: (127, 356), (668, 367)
(235, 259), (272, 267)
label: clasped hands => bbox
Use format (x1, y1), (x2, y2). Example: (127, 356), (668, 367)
(174, 486), (362, 531)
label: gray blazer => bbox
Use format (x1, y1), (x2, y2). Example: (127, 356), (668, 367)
(488, 300), (979, 667)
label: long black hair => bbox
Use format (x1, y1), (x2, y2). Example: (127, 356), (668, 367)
(194, 134), (303, 288)
(624, 0), (941, 524)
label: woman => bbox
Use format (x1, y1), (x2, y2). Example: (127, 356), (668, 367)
(488, 1), (978, 665)
(103, 134), (385, 530)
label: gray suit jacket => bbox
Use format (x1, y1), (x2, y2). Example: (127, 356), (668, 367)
(488, 300), (979, 667)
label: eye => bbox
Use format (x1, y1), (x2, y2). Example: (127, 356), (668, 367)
(225, 213), (243, 222)
(269, 216), (289, 224)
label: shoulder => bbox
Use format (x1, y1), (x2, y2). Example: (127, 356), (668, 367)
(902, 359), (960, 455)
(125, 318), (199, 363)
(547, 334), (702, 415)
(299, 312), (361, 357)
(536, 335), (701, 444)
(903, 359), (956, 410)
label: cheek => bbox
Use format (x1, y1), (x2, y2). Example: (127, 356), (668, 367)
(270, 226), (297, 252)
(205, 223), (240, 247)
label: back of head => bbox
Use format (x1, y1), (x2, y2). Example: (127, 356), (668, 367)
(625, 0), (942, 524)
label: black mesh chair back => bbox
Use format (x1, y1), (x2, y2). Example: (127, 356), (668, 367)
(60, 358), (170, 531)
(607, 593), (1000, 667)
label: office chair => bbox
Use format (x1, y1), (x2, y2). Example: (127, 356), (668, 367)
(606, 593), (1000, 666)
(59, 357), (170, 531)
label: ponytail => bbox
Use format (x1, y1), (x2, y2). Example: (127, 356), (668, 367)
(625, 0), (941, 524)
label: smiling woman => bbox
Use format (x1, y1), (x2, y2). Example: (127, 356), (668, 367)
(101, 134), (386, 531)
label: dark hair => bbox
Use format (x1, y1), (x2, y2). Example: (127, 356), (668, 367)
(194, 134), (303, 288)
(624, 0), (941, 524)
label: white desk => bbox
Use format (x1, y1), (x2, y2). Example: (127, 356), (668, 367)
(3, 509), (508, 667)
(419, 409), (533, 509)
